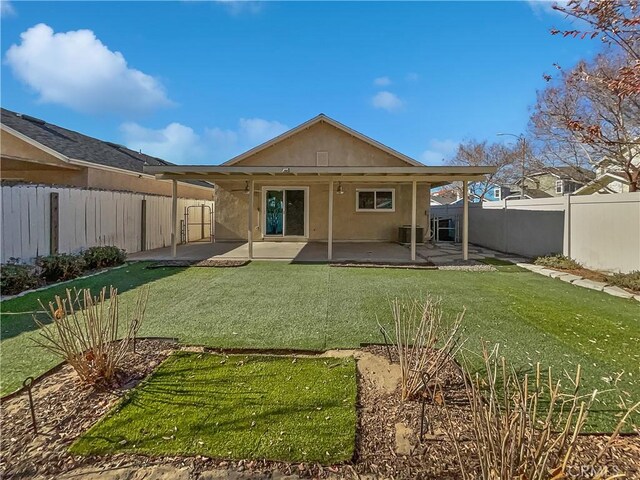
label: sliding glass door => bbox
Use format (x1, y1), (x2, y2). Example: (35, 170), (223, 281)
(264, 188), (307, 237)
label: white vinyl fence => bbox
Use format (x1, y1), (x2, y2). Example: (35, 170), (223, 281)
(1, 184), (214, 263)
(430, 192), (640, 273)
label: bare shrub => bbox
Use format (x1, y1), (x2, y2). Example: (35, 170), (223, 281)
(448, 345), (640, 480)
(34, 286), (149, 386)
(381, 297), (465, 401)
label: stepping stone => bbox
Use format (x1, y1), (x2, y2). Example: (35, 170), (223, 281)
(538, 268), (557, 277)
(603, 286), (635, 299)
(635, 295), (640, 303)
(516, 263), (542, 271)
(559, 274), (582, 283)
(572, 278), (608, 292)
(548, 270), (570, 279)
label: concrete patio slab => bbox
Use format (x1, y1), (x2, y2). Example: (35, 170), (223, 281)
(129, 241), (431, 264)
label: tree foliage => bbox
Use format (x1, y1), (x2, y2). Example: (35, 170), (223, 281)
(551, 0), (640, 96)
(532, 53), (640, 191)
(446, 140), (535, 200)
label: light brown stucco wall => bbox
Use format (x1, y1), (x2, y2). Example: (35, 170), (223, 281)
(232, 121), (410, 167)
(214, 180), (429, 242)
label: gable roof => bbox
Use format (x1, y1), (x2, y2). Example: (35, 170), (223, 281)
(222, 113), (424, 167)
(526, 166), (595, 183)
(1, 108), (212, 189)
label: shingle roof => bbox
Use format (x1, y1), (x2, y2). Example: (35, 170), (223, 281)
(528, 166), (595, 182)
(1, 108), (213, 189)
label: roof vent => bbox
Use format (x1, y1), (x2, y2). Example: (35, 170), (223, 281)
(17, 114), (46, 126)
(316, 151), (329, 167)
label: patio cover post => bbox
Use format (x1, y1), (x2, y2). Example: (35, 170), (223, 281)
(171, 179), (177, 258)
(248, 179), (254, 259)
(328, 180), (334, 261)
(462, 180), (469, 260)
(411, 180), (417, 261)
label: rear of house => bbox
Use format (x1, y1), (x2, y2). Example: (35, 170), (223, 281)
(146, 114), (495, 261)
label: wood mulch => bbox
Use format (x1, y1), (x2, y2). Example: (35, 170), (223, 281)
(1, 342), (639, 479)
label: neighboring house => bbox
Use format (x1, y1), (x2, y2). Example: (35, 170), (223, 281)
(1, 108), (213, 200)
(144, 114), (495, 260)
(574, 155), (640, 195)
(507, 166), (595, 199)
(430, 190), (461, 205)
(469, 183), (512, 202)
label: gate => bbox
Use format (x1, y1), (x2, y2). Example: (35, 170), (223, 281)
(184, 204), (213, 243)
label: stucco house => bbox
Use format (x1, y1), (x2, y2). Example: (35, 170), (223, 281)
(0, 108), (213, 200)
(145, 114), (495, 261)
(508, 166), (595, 199)
(574, 154), (639, 195)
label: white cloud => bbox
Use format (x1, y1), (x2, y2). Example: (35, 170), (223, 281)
(527, 1), (567, 17)
(420, 139), (459, 165)
(5, 23), (172, 115)
(215, 1), (263, 15)
(121, 122), (204, 164)
(238, 117), (288, 144)
(1, 0), (15, 17)
(371, 91), (403, 112)
(373, 76), (392, 87)
(121, 117), (288, 164)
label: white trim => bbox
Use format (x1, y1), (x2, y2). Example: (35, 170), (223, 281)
(355, 188), (396, 212)
(261, 186), (309, 239)
(493, 187), (501, 200)
(555, 179), (564, 195)
(222, 114), (423, 167)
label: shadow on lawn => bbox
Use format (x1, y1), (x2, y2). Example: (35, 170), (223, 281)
(0, 263), (188, 341)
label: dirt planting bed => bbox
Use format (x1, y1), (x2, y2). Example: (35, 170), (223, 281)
(1, 342), (639, 479)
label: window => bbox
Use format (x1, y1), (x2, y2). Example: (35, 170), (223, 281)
(356, 189), (395, 212)
(555, 180), (564, 194)
(493, 187), (501, 200)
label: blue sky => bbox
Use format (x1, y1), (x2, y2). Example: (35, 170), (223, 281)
(1, 1), (598, 165)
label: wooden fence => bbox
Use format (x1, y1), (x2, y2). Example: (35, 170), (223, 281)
(1, 184), (214, 262)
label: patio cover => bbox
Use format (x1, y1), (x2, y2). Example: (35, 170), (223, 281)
(144, 164), (496, 262)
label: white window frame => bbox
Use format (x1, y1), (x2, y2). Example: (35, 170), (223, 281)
(555, 180), (564, 194)
(355, 188), (396, 212)
(261, 186), (309, 239)
(493, 187), (501, 200)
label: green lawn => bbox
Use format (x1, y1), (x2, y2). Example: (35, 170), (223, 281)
(1, 261), (639, 430)
(71, 352), (357, 463)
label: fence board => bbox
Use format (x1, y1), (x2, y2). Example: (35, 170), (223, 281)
(0, 185), (214, 263)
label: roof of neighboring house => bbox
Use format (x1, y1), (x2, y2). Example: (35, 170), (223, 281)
(1, 108), (212, 189)
(574, 172), (630, 195)
(504, 188), (553, 200)
(431, 191), (461, 205)
(525, 166), (595, 183)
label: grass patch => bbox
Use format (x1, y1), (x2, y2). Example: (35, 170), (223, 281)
(71, 352), (357, 464)
(2, 261), (639, 431)
(479, 257), (527, 272)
